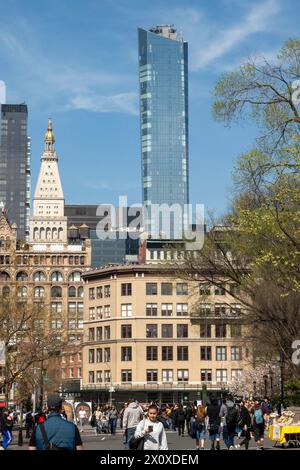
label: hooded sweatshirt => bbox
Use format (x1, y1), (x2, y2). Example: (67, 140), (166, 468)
(219, 399), (238, 426)
(123, 402), (144, 429)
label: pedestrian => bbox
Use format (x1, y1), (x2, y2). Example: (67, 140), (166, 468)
(194, 405), (206, 450)
(236, 401), (251, 450)
(134, 404), (168, 450)
(28, 394), (84, 450)
(119, 403), (128, 430)
(78, 407), (87, 433)
(95, 406), (103, 434)
(251, 401), (265, 450)
(109, 406), (118, 435)
(0, 408), (13, 450)
(219, 395), (239, 450)
(25, 411), (34, 438)
(123, 399), (144, 449)
(174, 403), (185, 437)
(184, 403), (193, 434)
(206, 397), (221, 450)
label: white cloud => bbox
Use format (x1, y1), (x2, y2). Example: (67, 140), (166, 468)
(69, 92), (139, 115)
(0, 80), (6, 104)
(190, 0), (281, 70)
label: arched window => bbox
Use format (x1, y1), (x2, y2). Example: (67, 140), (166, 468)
(51, 286), (62, 298)
(33, 271), (46, 282)
(3, 286), (10, 297)
(46, 227), (51, 240)
(40, 227), (45, 240)
(16, 271), (28, 282)
(34, 286), (45, 298)
(77, 286), (84, 298)
(17, 286), (27, 298)
(68, 286), (76, 297)
(0, 238), (5, 248)
(0, 271), (10, 281)
(51, 271), (63, 282)
(52, 227), (58, 240)
(58, 227), (63, 240)
(68, 271), (82, 282)
(33, 227), (39, 240)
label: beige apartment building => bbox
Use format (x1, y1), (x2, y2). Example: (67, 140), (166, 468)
(82, 264), (251, 406)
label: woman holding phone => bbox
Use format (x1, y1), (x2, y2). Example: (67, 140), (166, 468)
(134, 404), (168, 450)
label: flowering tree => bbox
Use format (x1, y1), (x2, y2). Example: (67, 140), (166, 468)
(228, 362), (281, 399)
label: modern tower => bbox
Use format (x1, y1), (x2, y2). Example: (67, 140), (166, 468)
(29, 119), (68, 244)
(138, 25), (189, 237)
(0, 104), (31, 241)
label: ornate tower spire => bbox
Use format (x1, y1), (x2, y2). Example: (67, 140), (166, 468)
(44, 118), (55, 152)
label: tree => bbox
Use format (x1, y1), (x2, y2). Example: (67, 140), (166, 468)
(228, 362), (280, 399)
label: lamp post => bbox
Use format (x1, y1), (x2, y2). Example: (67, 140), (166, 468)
(263, 375), (268, 398)
(269, 368), (274, 398)
(280, 351), (285, 405)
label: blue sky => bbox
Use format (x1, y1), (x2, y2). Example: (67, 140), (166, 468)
(0, 0), (298, 216)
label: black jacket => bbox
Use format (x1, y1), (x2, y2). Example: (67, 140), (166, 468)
(239, 407), (251, 427)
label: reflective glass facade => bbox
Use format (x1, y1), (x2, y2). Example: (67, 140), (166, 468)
(138, 27), (189, 235)
(0, 104), (31, 240)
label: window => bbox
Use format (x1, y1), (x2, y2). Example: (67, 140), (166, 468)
(68, 271), (82, 282)
(96, 327), (102, 341)
(200, 346), (211, 361)
(146, 283), (157, 295)
(104, 285), (110, 298)
(33, 271), (45, 282)
(231, 346), (241, 361)
(68, 302), (76, 314)
(176, 283), (188, 295)
(201, 369), (212, 382)
(96, 370), (102, 383)
(68, 319), (76, 329)
(147, 370), (158, 383)
(177, 324), (188, 338)
(177, 346), (188, 361)
(161, 283), (172, 295)
(215, 323), (227, 338)
(216, 369), (227, 383)
(177, 369), (189, 382)
(51, 286), (62, 298)
(97, 306), (103, 320)
(230, 324), (241, 338)
(121, 325), (132, 339)
(89, 288), (95, 300)
(176, 303), (188, 316)
(89, 307), (95, 320)
(104, 348), (110, 362)
(68, 286), (76, 297)
(77, 286), (83, 298)
(146, 324), (158, 338)
(161, 303), (172, 316)
(78, 352), (82, 362)
(51, 319), (62, 329)
(121, 347), (132, 361)
(78, 368), (82, 378)
(96, 348), (102, 363)
(89, 349), (95, 363)
(51, 271), (63, 282)
(121, 370), (132, 382)
(17, 286), (27, 298)
(231, 369), (242, 381)
(97, 286), (103, 299)
(162, 370), (173, 383)
(200, 304), (211, 315)
(105, 370), (111, 383)
(16, 271), (28, 282)
(146, 303), (157, 316)
(121, 304), (132, 317)
(104, 305), (111, 318)
(215, 284), (226, 295)
(199, 284), (210, 295)
(34, 286), (45, 298)
(162, 346), (173, 361)
(216, 346), (227, 361)
(230, 304), (242, 317)
(162, 324), (173, 338)
(88, 371), (95, 383)
(146, 346), (158, 361)
(104, 326), (110, 340)
(121, 283), (132, 296)
(215, 304), (227, 316)
(200, 322), (211, 338)
(230, 284), (240, 296)
(88, 328), (95, 341)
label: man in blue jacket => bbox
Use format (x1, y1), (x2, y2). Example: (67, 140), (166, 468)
(28, 395), (83, 450)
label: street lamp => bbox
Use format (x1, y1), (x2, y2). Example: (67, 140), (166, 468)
(279, 352), (285, 405)
(269, 368), (274, 397)
(263, 375), (268, 398)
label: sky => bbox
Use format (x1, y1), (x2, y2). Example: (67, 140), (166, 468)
(0, 0), (298, 217)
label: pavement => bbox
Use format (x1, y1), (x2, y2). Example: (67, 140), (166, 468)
(6, 426), (296, 450)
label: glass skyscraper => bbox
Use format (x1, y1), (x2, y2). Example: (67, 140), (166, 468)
(138, 25), (189, 237)
(0, 104), (31, 240)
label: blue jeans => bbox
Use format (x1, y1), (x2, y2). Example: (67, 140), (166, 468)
(124, 427), (136, 450)
(223, 425), (236, 448)
(109, 418), (117, 434)
(2, 430), (12, 449)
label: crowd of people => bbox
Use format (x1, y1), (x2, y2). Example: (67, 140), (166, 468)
(0, 394), (277, 450)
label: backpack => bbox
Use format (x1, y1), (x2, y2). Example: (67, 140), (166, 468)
(254, 408), (264, 425)
(226, 405), (238, 426)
